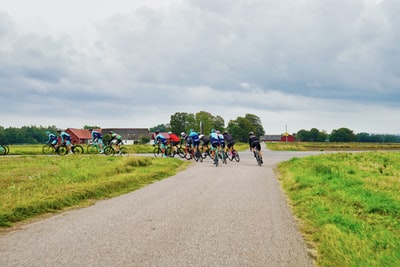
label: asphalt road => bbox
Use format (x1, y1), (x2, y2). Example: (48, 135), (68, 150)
(0, 148), (323, 267)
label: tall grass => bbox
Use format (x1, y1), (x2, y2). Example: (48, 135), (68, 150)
(0, 155), (190, 227)
(267, 142), (400, 151)
(278, 152), (400, 266)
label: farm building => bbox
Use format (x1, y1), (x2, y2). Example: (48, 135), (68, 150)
(101, 128), (151, 144)
(261, 134), (296, 142)
(66, 128), (92, 144)
(66, 128), (151, 145)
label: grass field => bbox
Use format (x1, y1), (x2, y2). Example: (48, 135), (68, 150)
(0, 155), (190, 228)
(278, 152), (400, 266)
(267, 142), (400, 151)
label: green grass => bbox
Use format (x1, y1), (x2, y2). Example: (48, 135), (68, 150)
(0, 155), (190, 227)
(277, 152), (400, 266)
(4, 144), (155, 155)
(267, 142), (400, 151)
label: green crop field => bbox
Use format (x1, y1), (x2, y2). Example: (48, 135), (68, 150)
(0, 155), (190, 228)
(278, 152), (400, 266)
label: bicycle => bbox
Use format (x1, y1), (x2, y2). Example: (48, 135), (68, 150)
(200, 145), (212, 159)
(253, 148), (263, 166)
(70, 142), (84, 154)
(56, 142), (84, 155)
(87, 141), (103, 154)
(212, 146), (219, 167)
(226, 148), (240, 162)
(42, 143), (68, 155)
(153, 143), (166, 157)
(218, 147), (227, 165)
(185, 145), (203, 162)
(165, 143), (185, 158)
(104, 142), (127, 156)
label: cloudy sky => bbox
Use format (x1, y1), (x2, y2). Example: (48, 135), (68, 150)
(0, 0), (399, 134)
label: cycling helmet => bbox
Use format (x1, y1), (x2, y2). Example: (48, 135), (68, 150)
(210, 129), (216, 133)
(168, 131), (172, 134)
(223, 131), (228, 134)
(46, 131), (51, 135)
(180, 132), (187, 138)
(249, 132), (254, 135)
(109, 131), (114, 134)
(56, 129), (62, 132)
(190, 129), (194, 133)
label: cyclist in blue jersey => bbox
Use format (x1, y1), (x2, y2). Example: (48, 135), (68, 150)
(89, 129), (104, 153)
(209, 129), (220, 162)
(154, 131), (168, 157)
(57, 129), (73, 154)
(188, 129), (200, 155)
(45, 131), (58, 146)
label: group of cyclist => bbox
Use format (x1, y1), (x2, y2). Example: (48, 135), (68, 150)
(45, 129), (123, 155)
(154, 128), (262, 164)
(45, 127), (262, 162)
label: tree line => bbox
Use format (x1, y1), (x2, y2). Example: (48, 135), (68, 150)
(1, 120), (399, 145)
(150, 111), (265, 143)
(296, 127), (400, 143)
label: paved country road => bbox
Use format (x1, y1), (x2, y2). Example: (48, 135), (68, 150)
(0, 149), (324, 267)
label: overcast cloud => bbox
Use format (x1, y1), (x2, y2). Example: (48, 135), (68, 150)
(0, 0), (399, 134)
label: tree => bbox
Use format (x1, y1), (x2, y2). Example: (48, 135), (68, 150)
(212, 115), (225, 132)
(330, 128), (357, 142)
(170, 112), (195, 134)
(227, 116), (255, 142)
(195, 111), (214, 134)
(244, 114), (265, 137)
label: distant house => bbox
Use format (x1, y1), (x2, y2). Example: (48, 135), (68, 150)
(261, 134), (296, 142)
(66, 128), (92, 144)
(66, 128), (151, 145)
(101, 128), (151, 144)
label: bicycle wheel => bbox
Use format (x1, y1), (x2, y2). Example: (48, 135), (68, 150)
(42, 144), (55, 155)
(104, 145), (115, 155)
(87, 144), (99, 154)
(72, 145), (84, 154)
(195, 150), (203, 163)
(214, 150), (219, 167)
(165, 146), (174, 157)
(153, 146), (162, 157)
(233, 150), (240, 162)
(0, 145), (6, 155)
(186, 149), (193, 160)
(222, 151), (227, 164)
(57, 145), (68, 156)
(254, 150), (262, 166)
(3, 145), (9, 155)
(176, 146), (186, 158)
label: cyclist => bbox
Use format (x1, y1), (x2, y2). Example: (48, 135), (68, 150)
(57, 129), (73, 154)
(199, 133), (210, 156)
(209, 129), (220, 163)
(249, 132), (263, 164)
(217, 130), (225, 151)
(109, 131), (123, 154)
(188, 129), (200, 155)
(45, 131), (58, 146)
(168, 131), (180, 154)
(180, 132), (190, 156)
(89, 129), (104, 153)
(154, 131), (168, 157)
(223, 130), (236, 155)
